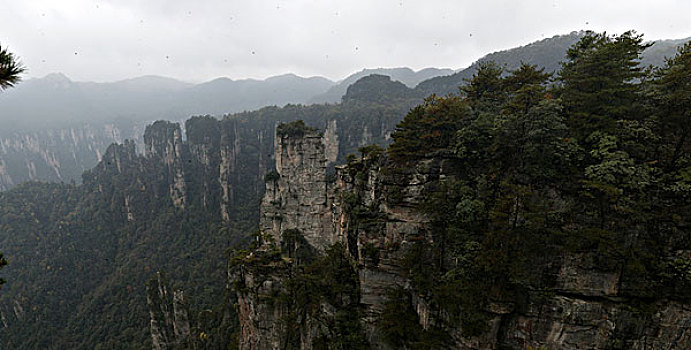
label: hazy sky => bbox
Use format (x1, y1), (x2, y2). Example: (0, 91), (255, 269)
(2, 0), (691, 83)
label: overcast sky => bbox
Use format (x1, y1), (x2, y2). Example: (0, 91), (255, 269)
(2, 0), (691, 83)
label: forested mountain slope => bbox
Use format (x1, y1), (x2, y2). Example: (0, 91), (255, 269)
(0, 76), (419, 349)
(416, 31), (691, 96)
(0, 30), (688, 349)
(231, 31), (691, 349)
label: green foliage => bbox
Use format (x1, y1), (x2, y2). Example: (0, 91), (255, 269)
(378, 287), (451, 349)
(0, 43), (24, 288)
(264, 170), (280, 183)
(276, 120), (318, 138)
(342, 74), (422, 104)
(375, 31), (691, 344)
(267, 243), (369, 350)
(650, 40), (691, 171)
(461, 61), (506, 113)
(0, 43), (25, 90)
(362, 242), (380, 266)
(0, 252), (7, 287)
(558, 30), (650, 142)
(389, 95), (470, 162)
(357, 144), (384, 161)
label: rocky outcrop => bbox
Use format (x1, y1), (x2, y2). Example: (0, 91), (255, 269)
(0, 122), (146, 191)
(146, 273), (191, 350)
(260, 127), (336, 251)
(234, 123), (691, 350)
(145, 121), (187, 209)
(233, 261), (290, 350)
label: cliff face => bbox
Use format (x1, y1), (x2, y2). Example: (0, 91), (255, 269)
(146, 273), (191, 350)
(234, 126), (691, 350)
(0, 121), (147, 191)
(261, 130), (335, 250)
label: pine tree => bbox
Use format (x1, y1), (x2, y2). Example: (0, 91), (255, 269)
(0, 44), (25, 90)
(0, 43), (22, 288)
(651, 40), (691, 171)
(461, 61), (505, 114)
(558, 31), (650, 142)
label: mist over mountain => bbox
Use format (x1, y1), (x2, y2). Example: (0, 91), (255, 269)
(416, 32), (691, 96)
(0, 73), (335, 129)
(308, 67), (453, 104)
(1, 32), (688, 193)
(2, 31), (686, 132)
(0, 29), (690, 348)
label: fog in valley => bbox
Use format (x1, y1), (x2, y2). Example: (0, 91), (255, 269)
(1, 1), (690, 349)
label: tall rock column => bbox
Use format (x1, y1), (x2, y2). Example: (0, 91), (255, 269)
(260, 122), (336, 251)
(234, 121), (340, 350)
(146, 273), (191, 350)
(144, 121), (187, 210)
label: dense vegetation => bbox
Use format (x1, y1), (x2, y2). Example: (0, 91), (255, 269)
(0, 30), (689, 348)
(0, 64), (420, 348)
(373, 31), (691, 347)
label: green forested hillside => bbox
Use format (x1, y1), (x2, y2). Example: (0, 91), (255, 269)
(0, 75), (420, 348)
(380, 31), (691, 347)
(232, 31), (691, 349)
(0, 30), (688, 348)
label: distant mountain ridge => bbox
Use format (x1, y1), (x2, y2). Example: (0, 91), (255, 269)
(416, 32), (691, 96)
(3, 30), (687, 130)
(0, 73), (335, 129)
(308, 67), (454, 104)
(0, 31), (688, 191)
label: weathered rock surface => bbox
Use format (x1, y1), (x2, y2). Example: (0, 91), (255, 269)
(146, 273), (191, 350)
(235, 124), (691, 350)
(0, 122), (146, 191)
(261, 130), (335, 250)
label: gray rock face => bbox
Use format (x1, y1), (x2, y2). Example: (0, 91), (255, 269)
(146, 273), (191, 350)
(144, 121), (187, 209)
(0, 122), (146, 191)
(235, 126), (691, 350)
(233, 263), (289, 350)
(261, 130), (336, 251)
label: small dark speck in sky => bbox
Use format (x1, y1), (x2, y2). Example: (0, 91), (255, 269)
(469, 33), (473, 37)
(74, 52), (78, 55)
(251, 51), (255, 55)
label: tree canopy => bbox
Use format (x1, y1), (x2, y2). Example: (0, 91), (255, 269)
(0, 44), (25, 90)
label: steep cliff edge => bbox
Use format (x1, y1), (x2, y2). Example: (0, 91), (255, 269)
(232, 122), (691, 349)
(0, 121), (147, 191)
